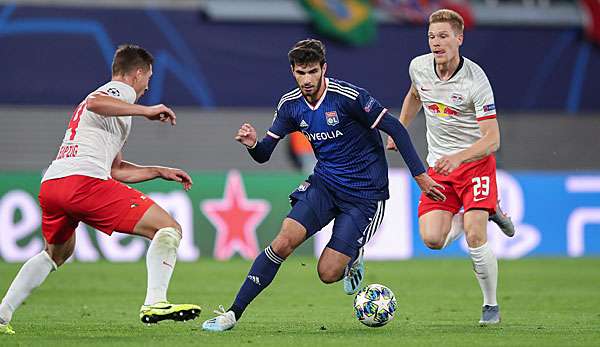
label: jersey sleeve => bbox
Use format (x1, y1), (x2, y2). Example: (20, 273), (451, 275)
(267, 104), (297, 140)
(349, 89), (388, 129)
(96, 81), (136, 104)
(472, 69), (497, 121)
(408, 58), (417, 85)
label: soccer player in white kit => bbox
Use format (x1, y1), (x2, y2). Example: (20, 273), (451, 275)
(387, 9), (515, 324)
(0, 45), (200, 335)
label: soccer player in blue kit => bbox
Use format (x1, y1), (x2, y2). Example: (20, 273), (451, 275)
(202, 39), (446, 331)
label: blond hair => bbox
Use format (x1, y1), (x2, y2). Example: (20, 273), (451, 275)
(429, 9), (464, 34)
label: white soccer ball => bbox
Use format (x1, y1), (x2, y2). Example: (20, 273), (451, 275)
(353, 283), (398, 327)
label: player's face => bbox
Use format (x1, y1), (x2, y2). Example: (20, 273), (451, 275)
(428, 22), (463, 65)
(292, 62), (326, 101)
(133, 65), (153, 100)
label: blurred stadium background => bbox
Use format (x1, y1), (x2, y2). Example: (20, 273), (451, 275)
(0, 0), (599, 263)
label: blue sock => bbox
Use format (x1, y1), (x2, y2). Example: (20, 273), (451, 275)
(229, 245), (284, 320)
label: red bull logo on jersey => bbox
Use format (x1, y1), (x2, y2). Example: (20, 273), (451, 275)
(325, 111), (339, 126)
(426, 103), (460, 117)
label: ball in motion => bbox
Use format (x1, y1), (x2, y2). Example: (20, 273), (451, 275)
(353, 283), (398, 327)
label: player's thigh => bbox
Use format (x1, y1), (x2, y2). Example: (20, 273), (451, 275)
(463, 209), (489, 248)
(287, 177), (337, 233)
(458, 155), (498, 215)
(326, 199), (384, 259)
(39, 179), (79, 266)
(418, 209), (454, 248)
(71, 178), (160, 238)
(270, 217), (309, 258)
(131, 203), (181, 240)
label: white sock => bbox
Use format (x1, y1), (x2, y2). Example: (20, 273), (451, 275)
(468, 243), (498, 306)
(443, 212), (464, 248)
(0, 251), (57, 323)
(144, 227), (181, 306)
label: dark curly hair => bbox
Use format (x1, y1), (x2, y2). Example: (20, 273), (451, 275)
(288, 39), (326, 67)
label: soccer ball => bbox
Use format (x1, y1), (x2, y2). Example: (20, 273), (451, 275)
(353, 283), (398, 327)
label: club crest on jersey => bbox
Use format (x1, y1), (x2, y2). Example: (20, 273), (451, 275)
(450, 93), (465, 105)
(325, 111), (339, 126)
(297, 181), (310, 192)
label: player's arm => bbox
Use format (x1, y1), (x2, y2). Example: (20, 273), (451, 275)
(387, 84), (422, 151)
(86, 92), (177, 125)
(434, 119), (500, 175)
(110, 152), (193, 191)
(235, 123), (279, 163)
(376, 113), (445, 202)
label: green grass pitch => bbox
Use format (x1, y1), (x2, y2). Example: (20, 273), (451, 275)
(1, 257), (599, 346)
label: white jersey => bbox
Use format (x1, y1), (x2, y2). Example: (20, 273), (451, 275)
(409, 53), (497, 167)
(42, 81), (137, 182)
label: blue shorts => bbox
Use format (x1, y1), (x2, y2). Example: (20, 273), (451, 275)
(288, 175), (386, 258)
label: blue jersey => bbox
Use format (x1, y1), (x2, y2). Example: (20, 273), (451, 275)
(268, 78), (390, 201)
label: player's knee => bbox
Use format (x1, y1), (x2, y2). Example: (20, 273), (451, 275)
(154, 226), (182, 249)
(271, 237), (295, 258)
(168, 220), (182, 235)
(422, 233), (445, 250)
(463, 222), (486, 247)
(318, 266), (343, 284)
(464, 232), (485, 248)
(48, 249), (73, 267)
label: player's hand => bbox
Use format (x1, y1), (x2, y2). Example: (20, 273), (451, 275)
(386, 136), (398, 151)
(434, 153), (463, 175)
(157, 167), (193, 191)
(145, 104), (176, 126)
(414, 173), (446, 202)
(235, 123), (258, 148)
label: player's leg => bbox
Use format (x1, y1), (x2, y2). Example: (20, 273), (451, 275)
(317, 199), (385, 294)
(0, 243), (60, 334)
(417, 168), (463, 249)
(231, 217), (307, 315)
(131, 204), (182, 306)
(317, 247), (352, 284)
(463, 209), (500, 324)
(0, 179), (77, 334)
(0, 240), (68, 333)
(202, 217), (309, 331)
(419, 210), (454, 249)
(77, 178), (199, 323)
(126, 203), (201, 324)
(460, 156), (501, 324)
(203, 177), (336, 331)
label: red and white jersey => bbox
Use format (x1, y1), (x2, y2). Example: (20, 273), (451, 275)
(409, 53), (497, 167)
(42, 81), (137, 182)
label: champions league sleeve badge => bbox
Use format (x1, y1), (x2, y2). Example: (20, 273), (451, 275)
(107, 87), (121, 97)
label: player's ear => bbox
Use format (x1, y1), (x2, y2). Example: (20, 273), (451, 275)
(322, 62), (327, 74)
(457, 33), (464, 46)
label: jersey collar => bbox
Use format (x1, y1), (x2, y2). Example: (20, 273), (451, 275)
(303, 78), (329, 111)
(433, 56), (464, 81)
